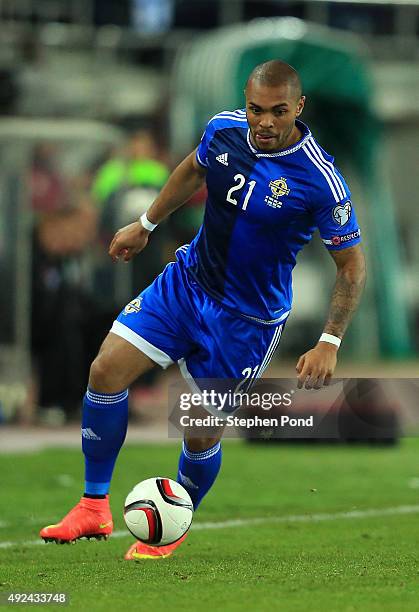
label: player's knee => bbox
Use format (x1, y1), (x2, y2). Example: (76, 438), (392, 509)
(184, 436), (221, 452)
(89, 353), (122, 394)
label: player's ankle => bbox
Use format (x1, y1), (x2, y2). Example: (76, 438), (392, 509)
(80, 494), (110, 509)
(83, 493), (107, 499)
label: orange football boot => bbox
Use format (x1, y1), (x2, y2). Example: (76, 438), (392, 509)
(40, 496), (113, 544)
(124, 533), (188, 560)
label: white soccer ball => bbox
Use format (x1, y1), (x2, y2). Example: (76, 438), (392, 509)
(124, 477), (194, 546)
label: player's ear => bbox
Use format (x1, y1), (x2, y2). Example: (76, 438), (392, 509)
(296, 95), (306, 117)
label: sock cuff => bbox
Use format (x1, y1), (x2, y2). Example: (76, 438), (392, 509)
(84, 481), (110, 495)
(86, 388), (128, 404)
(182, 441), (221, 461)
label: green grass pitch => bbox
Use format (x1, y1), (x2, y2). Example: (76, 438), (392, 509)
(1, 439), (419, 611)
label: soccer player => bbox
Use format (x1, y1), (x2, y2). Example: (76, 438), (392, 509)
(40, 60), (366, 558)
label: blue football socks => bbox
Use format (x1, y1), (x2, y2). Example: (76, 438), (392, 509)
(82, 388), (129, 496)
(177, 440), (222, 510)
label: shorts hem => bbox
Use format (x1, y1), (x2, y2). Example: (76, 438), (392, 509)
(110, 321), (174, 369)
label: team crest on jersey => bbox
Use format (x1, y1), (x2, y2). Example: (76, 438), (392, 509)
(123, 297), (142, 315)
(264, 177), (290, 209)
(269, 178), (290, 198)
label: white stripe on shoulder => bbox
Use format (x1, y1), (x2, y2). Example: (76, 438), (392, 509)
(216, 109), (246, 117)
(302, 144), (340, 202)
(305, 139), (344, 200)
(209, 113), (247, 124)
(307, 138), (346, 200)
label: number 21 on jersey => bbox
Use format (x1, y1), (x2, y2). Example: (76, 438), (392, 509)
(226, 174), (256, 211)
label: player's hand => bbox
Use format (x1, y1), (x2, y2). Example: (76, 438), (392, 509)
(295, 343), (338, 389)
(108, 222), (150, 263)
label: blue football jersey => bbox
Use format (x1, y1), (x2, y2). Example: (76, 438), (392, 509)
(183, 109), (361, 326)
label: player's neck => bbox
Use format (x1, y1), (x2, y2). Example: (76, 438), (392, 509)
(284, 123), (303, 149)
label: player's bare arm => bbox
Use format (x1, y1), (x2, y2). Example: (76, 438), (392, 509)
(108, 149), (206, 262)
(324, 244), (366, 339)
(296, 244), (366, 389)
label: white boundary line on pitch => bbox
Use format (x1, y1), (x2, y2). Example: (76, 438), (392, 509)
(1, 504), (419, 550)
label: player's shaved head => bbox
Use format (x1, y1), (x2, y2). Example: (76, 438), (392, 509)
(244, 60), (306, 151)
(246, 60), (302, 100)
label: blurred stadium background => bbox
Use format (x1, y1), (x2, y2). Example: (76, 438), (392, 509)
(0, 0), (418, 438)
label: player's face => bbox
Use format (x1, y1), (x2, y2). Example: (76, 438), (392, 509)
(245, 80), (305, 151)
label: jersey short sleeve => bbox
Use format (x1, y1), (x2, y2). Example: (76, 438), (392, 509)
(310, 168), (361, 251)
(195, 120), (216, 168)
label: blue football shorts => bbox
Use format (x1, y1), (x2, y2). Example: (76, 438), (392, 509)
(110, 248), (287, 406)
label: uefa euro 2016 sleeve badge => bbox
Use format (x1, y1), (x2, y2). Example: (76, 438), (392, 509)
(332, 201), (352, 226)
